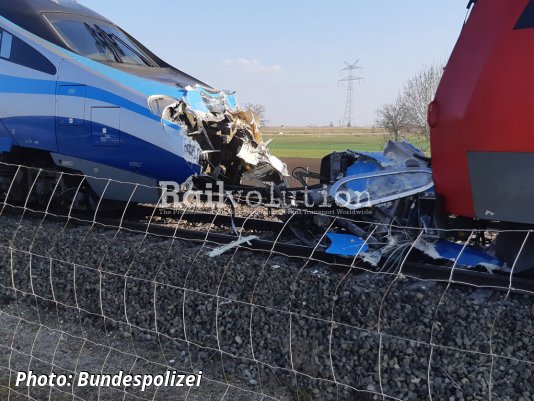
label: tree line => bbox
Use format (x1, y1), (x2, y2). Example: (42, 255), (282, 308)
(376, 63), (443, 144)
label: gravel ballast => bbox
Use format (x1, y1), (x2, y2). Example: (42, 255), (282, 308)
(0, 215), (532, 401)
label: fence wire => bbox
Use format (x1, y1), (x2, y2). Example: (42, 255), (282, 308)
(0, 163), (532, 401)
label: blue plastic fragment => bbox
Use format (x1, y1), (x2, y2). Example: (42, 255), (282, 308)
(185, 87), (237, 114)
(346, 159), (381, 176)
(434, 240), (501, 267)
(351, 151), (395, 167)
(325, 233), (369, 257)
(185, 89), (210, 113)
(345, 160), (381, 192)
(225, 93), (238, 110)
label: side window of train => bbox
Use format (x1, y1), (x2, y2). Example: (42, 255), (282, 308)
(0, 29), (57, 75)
(0, 31), (13, 59)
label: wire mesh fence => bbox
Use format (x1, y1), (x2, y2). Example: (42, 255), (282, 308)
(0, 163), (532, 401)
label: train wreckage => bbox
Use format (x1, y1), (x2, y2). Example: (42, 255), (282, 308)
(1, 0), (533, 275)
(161, 93), (521, 275)
(154, 86), (289, 185)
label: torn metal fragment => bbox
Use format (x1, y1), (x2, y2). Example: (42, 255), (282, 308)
(160, 85), (288, 185)
(208, 236), (258, 258)
(415, 239), (504, 272)
(325, 233), (369, 257)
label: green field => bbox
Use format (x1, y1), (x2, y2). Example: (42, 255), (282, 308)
(262, 127), (430, 159)
(264, 134), (386, 158)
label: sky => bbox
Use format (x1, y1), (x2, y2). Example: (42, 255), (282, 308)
(79, 0), (469, 127)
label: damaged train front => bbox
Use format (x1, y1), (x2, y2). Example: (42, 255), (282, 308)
(149, 86), (288, 187)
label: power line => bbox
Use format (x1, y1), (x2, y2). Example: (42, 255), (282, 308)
(340, 60), (363, 127)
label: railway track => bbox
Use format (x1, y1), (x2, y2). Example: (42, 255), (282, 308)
(2, 202), (534, 296)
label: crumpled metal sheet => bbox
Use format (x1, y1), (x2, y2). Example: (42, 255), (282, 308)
(329, 141), (433, 210)
(161, 85), (288, 184)
(345, 141), (428, 171)
(415, 239), (504, 272)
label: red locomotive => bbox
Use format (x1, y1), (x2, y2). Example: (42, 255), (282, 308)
(431, 0), (534, 226)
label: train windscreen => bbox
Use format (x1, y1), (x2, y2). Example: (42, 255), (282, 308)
(46, 14), (156, 67)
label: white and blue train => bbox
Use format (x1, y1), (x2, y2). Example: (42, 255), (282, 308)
(0, 0), (285, 206)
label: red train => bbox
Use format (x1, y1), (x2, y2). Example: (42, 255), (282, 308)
(430, 0), (534, 226)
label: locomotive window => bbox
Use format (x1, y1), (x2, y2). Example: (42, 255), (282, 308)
(0, 29), (56, 75)
(0, 32), (13, 59)
(48, 16), (156, 67)
(51, 20), (117, 63)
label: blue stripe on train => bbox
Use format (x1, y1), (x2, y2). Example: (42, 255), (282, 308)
(1, 115), (201, 183)
(1, 116), (56, 150)
(0, 137), (11, 152)
(0, 74), (180, 123)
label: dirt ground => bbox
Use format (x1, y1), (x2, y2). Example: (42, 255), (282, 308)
(282, 158), (322, 187)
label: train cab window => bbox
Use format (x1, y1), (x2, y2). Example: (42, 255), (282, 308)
(0, 29), (56, 75)
(0, 31), (13, 59)
(46, 15), (156, 67)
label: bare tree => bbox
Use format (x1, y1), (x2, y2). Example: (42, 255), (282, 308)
(376, 63), (443, 145)
(244, 103), (267, 124)
(401, 63), (444, 139)
(376, 95), (409, 141)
